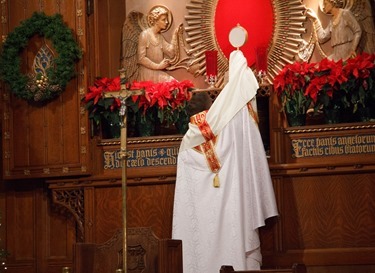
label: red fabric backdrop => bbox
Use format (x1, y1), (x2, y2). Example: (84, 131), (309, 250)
(215, 0), (274, 68)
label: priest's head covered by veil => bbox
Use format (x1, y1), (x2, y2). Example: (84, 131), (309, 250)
(172, 49), (279, 273)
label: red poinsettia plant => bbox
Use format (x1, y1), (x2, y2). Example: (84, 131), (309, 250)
(305, 58), (350, 112)
(82, 76), (122, 127)
(274, 53), (375, 124)
(83, 76), (194, 136)
(129, 79), (194, 127)
(341, 53), (375, 114)
(305, 53), (375, 115)
(273, 61), (315, 117)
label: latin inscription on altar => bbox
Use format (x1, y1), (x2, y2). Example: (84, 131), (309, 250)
(103, 147), (179, 169)
(292, 134), (375, 158)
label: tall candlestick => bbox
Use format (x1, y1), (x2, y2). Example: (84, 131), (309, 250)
(205, 50), (218, 87)
(255, 45), (268, 73)
(205, 50), (218, 76)
(255, 45), (268, 84)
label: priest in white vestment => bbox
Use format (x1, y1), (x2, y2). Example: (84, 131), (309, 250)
(172, 49), (279, 273)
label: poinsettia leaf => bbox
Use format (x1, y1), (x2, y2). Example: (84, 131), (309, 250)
(158, 109), (165, 123)
(102, 98), (114, 109)
(85, 100), (94, 110)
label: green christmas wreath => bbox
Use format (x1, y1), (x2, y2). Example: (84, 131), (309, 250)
(0, 12), (82, 103)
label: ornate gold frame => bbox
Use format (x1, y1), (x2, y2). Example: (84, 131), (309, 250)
(185, 0), (308, 84)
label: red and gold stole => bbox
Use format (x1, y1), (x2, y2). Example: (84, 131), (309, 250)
(190, 111), (221, 187)
(190, 102), (258, 187)
(247, 101), (259, 125)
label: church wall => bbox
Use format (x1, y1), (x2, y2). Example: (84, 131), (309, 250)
(0, 0), (375, 273)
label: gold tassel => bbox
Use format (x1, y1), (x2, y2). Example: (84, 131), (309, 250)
(213, 173), (220, 188)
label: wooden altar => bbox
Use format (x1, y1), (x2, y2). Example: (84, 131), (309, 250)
(45, 89), (375, 273)
(1, 1), (374, 272)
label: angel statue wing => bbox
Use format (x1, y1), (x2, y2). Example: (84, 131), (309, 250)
(346, 0), (375, 54)
(120, 11), (148, 83)
(121, 10), (198, 82)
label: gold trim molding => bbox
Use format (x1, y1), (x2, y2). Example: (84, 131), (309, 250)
(284, 123), (375, 134)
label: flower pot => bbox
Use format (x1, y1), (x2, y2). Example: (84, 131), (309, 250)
(175, 112), (190, 135)
(136, 115), (155, 137)
(286, 113), (306, 127)
(369, 100), (375, 119)
(357, 107), (372, 122)
(340, 107), (356, 123)
(101, 119), (121, 139)
(324, 108), (341, 124)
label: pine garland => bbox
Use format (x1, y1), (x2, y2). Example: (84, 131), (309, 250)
(0, 12), (82, 103)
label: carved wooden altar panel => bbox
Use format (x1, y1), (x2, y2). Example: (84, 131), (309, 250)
(1, 0), (89, 180)
(47, 94), (375, 273)
(47, 149), (178, 243)
(262, 173), (375, 269)
(264, 89), (375, 272)
(74, 227), (183, 273)
(97, 136), (181, 178)
(4, 180), (76, 273)
(2, 1), (375, 273)
(0, 0), (125, 272)
(282, 124), (375, 167)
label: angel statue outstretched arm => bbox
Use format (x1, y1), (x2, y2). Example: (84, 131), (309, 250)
(306, 0), (362, 61)
(121, 6), (197, 83)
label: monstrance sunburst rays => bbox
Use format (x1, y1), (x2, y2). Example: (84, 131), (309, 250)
(185, 0), (308, 85)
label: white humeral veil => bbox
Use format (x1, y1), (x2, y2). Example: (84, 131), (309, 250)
(172, 50), (278, 273)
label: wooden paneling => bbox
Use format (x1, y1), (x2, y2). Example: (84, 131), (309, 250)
(127, 183), (175, 238)
(1, 1), (375, 273)
(1, 1), (92, 272)
(282, 175), (375, 250)
(6, 182), (36, 263)
(260, 173), (375, 268)
(92, 186), (123, 242)
(4, 180), (76, 273)
(47, 133), (375, 272)
(263, 173), (375, 266)
(1, 0), (90, 179)
(48, 176), (176, 244)
(92, 0), (125, 78)
(263, 90), (375, 269)
(93, 182), (176, 242)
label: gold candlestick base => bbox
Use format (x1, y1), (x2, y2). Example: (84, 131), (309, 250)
(205, 75), (217, 88)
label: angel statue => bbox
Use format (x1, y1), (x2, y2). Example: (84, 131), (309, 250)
(120, 5), (196, 83)
(303, 0), (375, 62)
